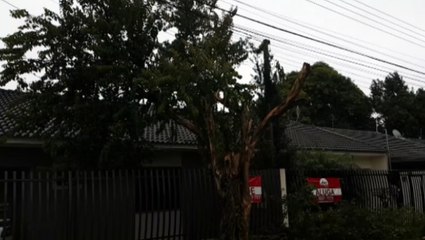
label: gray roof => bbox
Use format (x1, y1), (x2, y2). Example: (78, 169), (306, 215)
(284, 121), (385, 153)
(143, 120), (197, 146)
(1, 88), (425, 162)
(0, 88), (197, 146)
(287, 121), (425, 163)
(0, 89), (23, 137)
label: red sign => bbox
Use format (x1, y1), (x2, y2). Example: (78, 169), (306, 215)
(249, 176), (262, 204)
(307, 178), (342, 204)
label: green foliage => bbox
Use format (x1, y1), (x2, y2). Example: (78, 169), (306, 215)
(0, 0), (163, 167)
(250, 43), (294, 169)
(371, 72), (421, 138)
(284, 186), (425, 240)
(156, 0), (251, 160)
(291, 151), (359, 170)
(285, 62), (374, 130)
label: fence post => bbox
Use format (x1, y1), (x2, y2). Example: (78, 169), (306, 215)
(279, 169), (289, 227)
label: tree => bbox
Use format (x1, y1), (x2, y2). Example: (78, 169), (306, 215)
(251, 40), (294, 169)
(370, 72), (419, 137)
(285, 62), (373, 130)
(0, 0), (163, 167)
(414, 88), (425, 139)
(157, 1), (311, 239)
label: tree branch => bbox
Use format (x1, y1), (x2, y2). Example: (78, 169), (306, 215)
(173, 115), (200, 136)
(252, 62), (311, 145)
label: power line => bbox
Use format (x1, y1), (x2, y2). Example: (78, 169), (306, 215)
(234, 32), (414, 94)
(339, 0), (425, 40)
(352, 0), (425, 34)
(46, 0), (59, 5)
(224, 0), (425, 70)
(0, 0), (20, 9)
(266, 43), (423, 89)
(322, 0), (425, 44)
(305, 0), (425, 49)
(234, 26), (425, 84)
(211, 4), (425, 77)
(234, 26), (425, 87)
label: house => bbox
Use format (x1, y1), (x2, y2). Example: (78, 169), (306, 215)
(285, 121), (425, 170)
(0, 89), (51, 169)
(1, 88), (425, 170)
(0, 88), (202, 169)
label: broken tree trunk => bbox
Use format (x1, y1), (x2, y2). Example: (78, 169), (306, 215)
(176, 63), (311, 240)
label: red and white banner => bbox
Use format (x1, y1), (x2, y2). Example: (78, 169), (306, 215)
(307, 178), (342, 204)
(249, 176), (262, 204)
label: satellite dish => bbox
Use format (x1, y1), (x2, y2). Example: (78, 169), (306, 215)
(392, 129), (402, 138)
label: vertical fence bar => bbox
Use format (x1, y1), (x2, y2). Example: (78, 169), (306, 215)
(45, 172), (51, 240)
(82, 171), (88, 240)
(201, 168), (210, 238)
(37, 172), (42, 240)
(53, 171), (58, 240)
(161, 169), (167, 240)
(173, 169), (180, 239)
(143, 169), (149, 240)
(124, 170), (130, 240)
(105, 171), (110, 240)
(19, 171), (25, 240)
(2, 171), (8, 240)
(130, 170), (136, 240)
(29, 171), (34, 240)
(118, 170), (124, 240)
(408, 172), (415, 209)
(75, 171), (80, 240)
(61, 171), (67, 240)
(111, 170), (117, 240)
(67, 171), (72, 240)
(90, 171), (96, 240)
(420, 173), (425, 213)
(148, 169), (154, 239)
(366, 171), (372, 209)
(12, 171), (17, 239)
(136, 169), (142, 240)
(165, 169), (172, 239)
(153, 169), (160, 239)
(98, 170), (104, 240)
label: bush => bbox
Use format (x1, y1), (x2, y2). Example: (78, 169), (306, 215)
(283, 186), (425, 240)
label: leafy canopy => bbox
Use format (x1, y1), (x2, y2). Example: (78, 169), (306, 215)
(370, 72), (420, 138)
(156, 0), (251, 160)
(286, 62), (373, 130)
(0, 0), (163, 167)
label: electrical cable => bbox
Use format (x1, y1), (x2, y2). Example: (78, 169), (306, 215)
(305, 0), (425, 49)
(234, 26), (425, 86)
(322, 0), (425, 44)
(209, 3), (425, 77)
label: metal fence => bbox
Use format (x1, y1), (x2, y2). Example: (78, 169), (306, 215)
(0, 168), (283, 240)
(2, 168), (424, 240)
(286, 169), (425, 212)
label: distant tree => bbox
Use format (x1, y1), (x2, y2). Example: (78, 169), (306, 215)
(251, 40), (295, 169)
(0, 0), (163, 167)
(157, 1), (311, 239)
(285, 62), (374, 130)
(370, 72), (419, 137)
(415, 89), (425, 139)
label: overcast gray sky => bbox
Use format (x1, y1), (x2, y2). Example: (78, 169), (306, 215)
(1, 0), (425, 94)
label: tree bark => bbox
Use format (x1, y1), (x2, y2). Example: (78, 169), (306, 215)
(216, 151), (252, 240)
(215, 63), (310, 240)
(176, 62), (311, 240)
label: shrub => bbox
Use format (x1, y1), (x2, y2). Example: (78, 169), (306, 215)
(283, 186), (425, 240)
